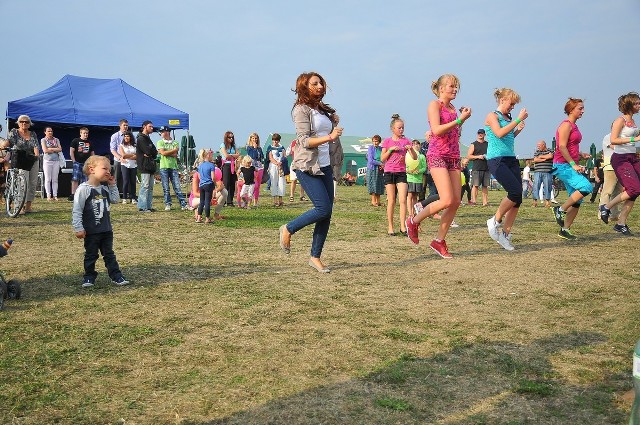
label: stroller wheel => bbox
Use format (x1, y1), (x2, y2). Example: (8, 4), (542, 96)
(6, 280), (21, 300)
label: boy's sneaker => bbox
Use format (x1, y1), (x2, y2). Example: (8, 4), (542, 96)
(599, 205), (611, 224)
(82, 277), (95, 288)
(558, 228), (577, 240)
(430, 239), (453, 259)
(497, 231), (515, 251)
(122, 199), (128, 204)
(486, 216), (501, 241)
(164, 205), (171, 211)
(405, 217), (419, 245)
(413, 202), (424, 215)
(552, 206), (566, 227)
(613, 223), (633, 236)
(112, 276), (130, 286)
(181, 205), (191, 211)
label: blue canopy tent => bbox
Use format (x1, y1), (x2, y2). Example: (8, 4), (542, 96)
(6, 74), (189, 156)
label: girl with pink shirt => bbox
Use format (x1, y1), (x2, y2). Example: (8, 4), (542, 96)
(405, 74), (471, 259)
(380, 114), (417, 236)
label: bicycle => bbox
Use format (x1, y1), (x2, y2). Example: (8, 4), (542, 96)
(552, 175), (565, 199)
(2, 147), (32, 217)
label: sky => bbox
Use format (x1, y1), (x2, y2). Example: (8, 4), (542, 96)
(2, 0), (639, 157)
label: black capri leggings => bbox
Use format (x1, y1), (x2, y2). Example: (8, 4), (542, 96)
(198, 182), (214, 218)
(221, 163), (237, 205)
(488, 156), (523, 207)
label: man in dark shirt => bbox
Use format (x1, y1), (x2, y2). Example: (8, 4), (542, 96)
(69, 127), (95, 201)
(136, 121), (158, 212)
(466, 129), (489, 206)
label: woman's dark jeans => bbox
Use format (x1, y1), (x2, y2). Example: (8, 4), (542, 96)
(286, 166), (334, 258)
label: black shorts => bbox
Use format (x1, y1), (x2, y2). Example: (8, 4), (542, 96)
(384, 171), (407, 185)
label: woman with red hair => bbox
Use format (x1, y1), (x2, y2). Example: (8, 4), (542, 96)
(278, 72), (343, 273)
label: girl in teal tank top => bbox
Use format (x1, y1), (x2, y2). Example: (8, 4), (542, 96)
(485, 111), (517, 159)
(484, 88), (528, 251)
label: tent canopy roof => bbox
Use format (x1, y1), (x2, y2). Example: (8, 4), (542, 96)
(6, 74), (189, 129)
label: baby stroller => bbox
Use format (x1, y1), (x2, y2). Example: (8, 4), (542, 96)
(0, 239), (21, 310)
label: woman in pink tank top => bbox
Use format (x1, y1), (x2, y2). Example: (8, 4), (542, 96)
(551, 98), (592, 239)
(405, 74), (471, 259)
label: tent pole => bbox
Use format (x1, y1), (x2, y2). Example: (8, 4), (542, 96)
(186, 129), (191, 168)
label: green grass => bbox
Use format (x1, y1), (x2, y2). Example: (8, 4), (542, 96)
(0, 185), (638, 424)
(375, 397), (412, 411)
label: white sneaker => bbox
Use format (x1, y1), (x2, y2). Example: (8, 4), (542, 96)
(122, 199), (127, 204)
(497, 231), (515, 251)
(450, 220), (460, 228)
(164, 205), (171, 211)
(486, 216), (501, 241)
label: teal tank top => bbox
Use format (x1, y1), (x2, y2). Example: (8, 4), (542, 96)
(485, 111), (516, 159)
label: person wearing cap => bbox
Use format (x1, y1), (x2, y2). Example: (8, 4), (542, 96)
(110, 119), (129, 196)
(157, 126), (188, 211)
(467, 128), (490, 206)
(136, 121), (158, 212)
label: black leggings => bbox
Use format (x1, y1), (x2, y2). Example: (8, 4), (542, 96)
(488, 156), (523, 207)
(419, 194), (440, 208)
(461, 182), (471, 202)
(222, 163), (236, 205)
(120, 165), (137, 200)
(198, 183), (214, 218)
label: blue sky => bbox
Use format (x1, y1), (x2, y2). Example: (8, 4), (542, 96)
(2, 0), (639, 156)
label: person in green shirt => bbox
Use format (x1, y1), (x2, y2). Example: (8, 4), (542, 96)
(157, 126), (188, 211)
(406, 139), (427, 217)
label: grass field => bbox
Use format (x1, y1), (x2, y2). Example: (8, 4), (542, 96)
(0, 185), (638, 424)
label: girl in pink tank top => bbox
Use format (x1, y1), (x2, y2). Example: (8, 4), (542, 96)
(380, 114), (417, 235)
(427, 101), (461, 159)
(405, 74), (471, 259)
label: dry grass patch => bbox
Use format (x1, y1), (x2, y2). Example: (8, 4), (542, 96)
(0, 186), (638, 424)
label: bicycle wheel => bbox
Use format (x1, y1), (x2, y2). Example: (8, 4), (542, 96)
(6, 171), (27, 217)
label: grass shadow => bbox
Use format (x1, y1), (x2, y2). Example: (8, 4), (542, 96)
(196, 331), (627, 425)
